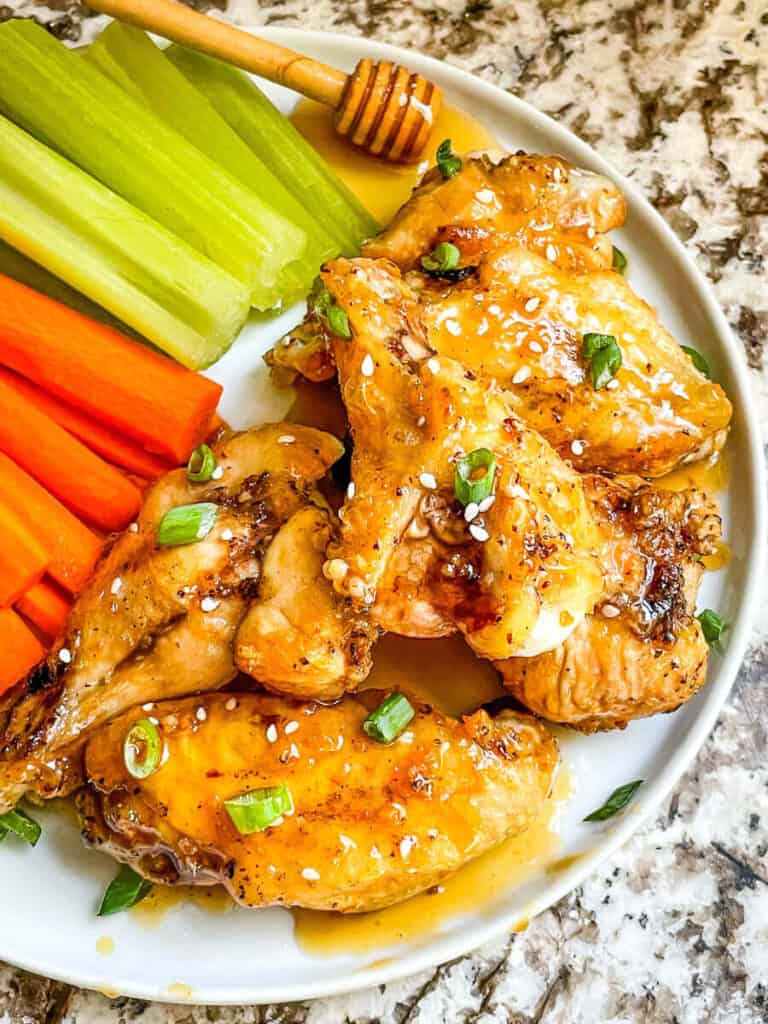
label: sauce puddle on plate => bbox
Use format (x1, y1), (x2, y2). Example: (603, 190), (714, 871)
(131, 883), (234, 927)
(291, 100), (497, 225)
(294, 766), (571, 957)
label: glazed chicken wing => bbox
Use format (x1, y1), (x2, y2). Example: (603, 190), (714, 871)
(0, 425), (343, 812)
(497, 475), (721, 730)
(78, 690), (558, 912)
(318, 257), (602, 659)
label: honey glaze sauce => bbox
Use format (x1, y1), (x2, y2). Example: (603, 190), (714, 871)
(657, 451), (730, 570)
(291, 99), (497, 225)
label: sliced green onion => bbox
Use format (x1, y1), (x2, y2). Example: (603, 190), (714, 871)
(436, 138), (462, 179)
(156, 502), (217, 547)
(421, 242), (460, 273)
(310, 281), (351, 340)
(583, 780), (643, 822)
(123, 718), (162, 780)
(98, 864), (152, 916)
(0, 807), (41, 846)
(612, 245), (628, 275)
(363, 693), (415, 744)
(582, 333), (622, 389)
(698, 609), (727, 651)
(224, 785), (293, 835)
(454, 448), (496, 507)
(187, 443), (217, 483)
(681, 345), (711, 379)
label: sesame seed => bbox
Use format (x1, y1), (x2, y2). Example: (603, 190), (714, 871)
(606, 379), (620, 390)
(475, 188), (495, 203)
(285, 721), (299, 735)
(370, 846), (382, 860)
(302, 868), (320, 881)
(148, 716), (159, 726)
(266, 724), (278, 743)
(277, 434), (295, 445)
(428, 828), (439, 839)
(587, 226), (596, 239)
(225, 697), (237, 711)
(571, 440), (585, 456)
(399, 835), (417, 858)
(346, 481), (356, 499)
(221, 529), (234, 541)
(127, 522), (139, 533)
(426, 357), (440, 374)
(419, 472), (438, 490)
(210, 465), (224, 480)
(546, 244), (557, 262)
(416, 415), (426, 427)
(602, 603), (621, 618)
(361, 354), (375, 377)
(58, 648), (72, 664)
(469, 524), (490, 542)
(488, 303), (502, 316)
(344, 762), (351, 774)
(324, 558), (349, 582)
(110, 577), (123, 595)
(142, 703), (155, 712)
(553, 166), (563, 182)
(524, 297), (540, 313)
(196, 707), (207, 722)
(512, 366), (531, 384)
(529, 341), (543, 353)
(288, 742), (300, 759)
(444, 318), (461, 336)
(200, 596), (220, 612)
(478, 495), (495, 512)
(464, 501), (479, 522)
(339, 834), (357, 852)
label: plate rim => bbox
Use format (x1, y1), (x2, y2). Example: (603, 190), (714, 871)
(3, 24), (765, 1006)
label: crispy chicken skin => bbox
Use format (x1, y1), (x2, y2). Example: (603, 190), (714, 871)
(0, 426), (343, 812)
(235, 505), (377, 701)
(319, 256), (603, 659)
(497, 475), (721, 730)
(78, 690), (559, 913)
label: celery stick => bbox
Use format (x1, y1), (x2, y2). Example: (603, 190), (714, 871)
(166, 46), (379, 255)
(84, 23), (336, 301)
(0, 20), (305, 309)
(0, 114), (250, 369)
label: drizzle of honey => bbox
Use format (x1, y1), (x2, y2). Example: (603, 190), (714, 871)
(131, 883), (234, 927)
(165, 982), (194, 1000)
(95, 936), (115, 956)
(294, 767), (571, 957)
(657, 451), (728, 495)
(291, 99), (497, 225)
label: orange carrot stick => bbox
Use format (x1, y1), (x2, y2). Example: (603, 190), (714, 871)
(0, 453), (102, 594)
(16, 577), (71, 640)
(0, 501), (49, 607)
(0, 377), (141, 532)
(0, 608), (44, 695)
(0, 368), (172, 479)
(0, 274), (222, 463)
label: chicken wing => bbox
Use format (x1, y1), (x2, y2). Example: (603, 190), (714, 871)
(235, 505), (377, 701)
(78, 690), (558, 912)
(318, 257), (602, 659)
(0, 425), (343, 812)
(497, 475), (720, 730)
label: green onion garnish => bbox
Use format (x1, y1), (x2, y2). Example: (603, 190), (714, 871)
(156, 502), (217, 547)
(98, 864), (152, 916)
(363, 693), (415, 744)
(0, 807), (41, 846)
(187, 443), (217, 483)
(311, 281), (351, 340)
(454, 448), (496, 507)
(421, 242), (461, 274)
(583, 780), (643, 822)
(224, 785), (293, 835)
(123, 718), (162, 780)
(681, 345), (711, 379)
(582, 333), (622, 389)
(612, 245), (628, 275)
(698, 609), (727, 651)
(436, 138), (462, 179)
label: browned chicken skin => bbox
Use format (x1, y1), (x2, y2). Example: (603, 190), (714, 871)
(78, 690), (559, 912)
(497, 475), (721, 730)
(0, 426), (344, 812)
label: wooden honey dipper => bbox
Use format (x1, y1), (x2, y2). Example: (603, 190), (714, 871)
(87, 0), (442, 162)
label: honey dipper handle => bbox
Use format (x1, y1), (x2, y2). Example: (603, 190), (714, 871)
(87, 0), (349, 107)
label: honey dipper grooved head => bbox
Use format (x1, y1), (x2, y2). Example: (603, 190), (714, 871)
(335, 59), (442, 163)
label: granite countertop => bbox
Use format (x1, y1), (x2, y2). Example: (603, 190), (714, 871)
(1, 1), (766, 1021)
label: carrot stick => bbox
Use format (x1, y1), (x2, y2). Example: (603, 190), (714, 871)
(0, 501), (49, 607)
(0, 274), (222, 463)
(0, 378), (141, 532)
(16, 577), (71, 640)
(0, 453), (102, 593)
(0, 368), (172, 479)
(0, 608), (45, 695)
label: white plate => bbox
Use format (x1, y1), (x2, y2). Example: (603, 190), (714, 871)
(1, 28), (764, 1006)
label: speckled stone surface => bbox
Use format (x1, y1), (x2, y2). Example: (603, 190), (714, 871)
(0, 1), (766, 1021)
